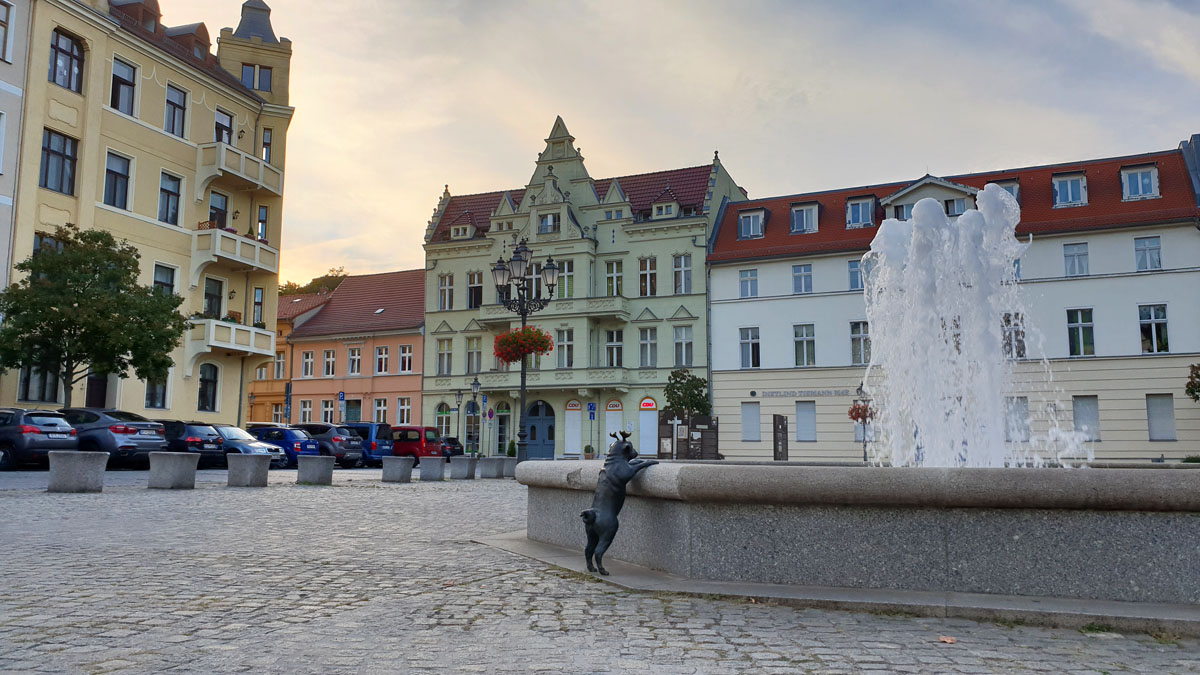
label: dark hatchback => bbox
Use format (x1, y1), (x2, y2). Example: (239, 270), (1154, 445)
(212, 424), (287, 468)
(0, 409), (78, 469)
(343, 422), (394, 467)
(60, 408), (167, 467)
(249, 426), (320, 468)
(156, 420), (224, 467)
(441, 436), (465, 458)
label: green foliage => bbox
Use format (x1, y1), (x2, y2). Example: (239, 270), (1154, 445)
(0, 224), (189, 407)
(1183, 456), (1200, 464)
(664, 368), (711, 418)
(1186, 364), (1200, 404)
(507, 439), (517, 457)
(280, 266), (346, 296)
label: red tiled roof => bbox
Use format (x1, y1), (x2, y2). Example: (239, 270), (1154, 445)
(429, 164), (713, 242)
(276, 293), (330, 321)
(709, 149), (1200, 264)
(288, 270), (425, 338)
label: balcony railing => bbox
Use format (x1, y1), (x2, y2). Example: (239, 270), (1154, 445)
(195, 142), (283, 200)
(190, 224), (279, 287)
(474, 295), (630, 325)
(183, 318), (275, 376)
(467, 366), (633, 392)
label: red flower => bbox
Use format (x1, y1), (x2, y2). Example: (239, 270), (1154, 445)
(494, 326), (554, 364)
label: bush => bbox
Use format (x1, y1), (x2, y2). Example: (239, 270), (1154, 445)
(1183, 456), (1200, 463)
(507, 439), (517, 457)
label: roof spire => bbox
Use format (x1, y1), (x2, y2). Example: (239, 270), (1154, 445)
(713, 150), (720, 165)
(233, 0), (278, 43)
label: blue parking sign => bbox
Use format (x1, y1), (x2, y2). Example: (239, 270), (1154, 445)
(482, 394), (488, 405)
(587, 402), (597, 413)
(338, 391), (345, 402)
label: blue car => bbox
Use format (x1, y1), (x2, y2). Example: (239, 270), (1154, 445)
(248, 426), (319, 468)
(343, 422), (394, 467)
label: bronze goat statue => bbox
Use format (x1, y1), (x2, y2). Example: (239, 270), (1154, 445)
(580, 431), (658, 575)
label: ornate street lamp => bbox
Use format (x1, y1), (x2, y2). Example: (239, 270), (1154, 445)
(492, 237), (559, 462)
(470, 376), (481, 454)
(454, 389), (464, 449)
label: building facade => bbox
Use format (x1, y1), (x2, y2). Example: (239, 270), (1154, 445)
(283, 270), (425, 427)
(709, 137), (1200, 462)
(422, 117), (744, 458)
(3, 0), (293, 424)
(245, 291), (328, 424)
(0, 0), (30, 288)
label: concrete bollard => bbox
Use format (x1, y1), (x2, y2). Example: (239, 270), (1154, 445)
(148, 452), (200, 489)
(502, 457), (519, 478)
(47, 451), (109, 493)
(297, 455), (335, 485)
(449, 456), (477, 480)
(227, 454), (271, 487)
(478, 456), (505, 479)
(382, 456), (415, 483)
(419, 456), (446, 482)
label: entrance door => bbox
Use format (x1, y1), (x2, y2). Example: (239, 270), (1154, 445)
(85, 374), (108, 408)
(525, 400), (555, 460)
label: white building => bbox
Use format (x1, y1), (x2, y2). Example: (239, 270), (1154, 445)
(708, 136), (1200, 462)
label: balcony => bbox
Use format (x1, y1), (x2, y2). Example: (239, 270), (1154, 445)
(190, 223), (279, 287)
(184, 319), (275, 376)
(583, 296), (629, 321)
(195, 142), (283, 200)
(463, 367), (630, 393)
(474, 295), (629, 326)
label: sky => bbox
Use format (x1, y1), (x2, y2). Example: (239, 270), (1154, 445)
(168, 0), (1200, 285)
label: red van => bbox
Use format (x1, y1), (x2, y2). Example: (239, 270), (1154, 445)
(391, 426), (444, 464)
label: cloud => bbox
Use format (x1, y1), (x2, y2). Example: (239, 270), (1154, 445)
(1060, 0), (1200, 86)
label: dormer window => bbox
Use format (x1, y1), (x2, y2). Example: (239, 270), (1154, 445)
(653, 204), (675, 218)
(846, 198), (874, 228)
(996, 181), (1020, 202)
(451, 226), (470, 239)
(790, 204), (817, 234)
(893, 204), (912, 221)
(193, 44), (204, 59)
(1052, 173), (1087, 207)
(1121, 165), (1159, 201)
(944, 198), (967, 217)
(539, 213), (560, 234)
(738, 211), (764, 239)
(142, 16), (157, 32)
(655, 206), (663, 216)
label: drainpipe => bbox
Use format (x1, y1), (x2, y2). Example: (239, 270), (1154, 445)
(236, 355), (247, 426)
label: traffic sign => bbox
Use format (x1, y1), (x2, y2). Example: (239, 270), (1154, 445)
(589, 411), (596, 421)
(487, 408), (494, 420)
(587, 402), (597, 413)
(482, 394), (488, 405)
(338, 391), (345, 402)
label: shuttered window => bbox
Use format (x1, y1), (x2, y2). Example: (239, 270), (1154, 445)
(1146, 394), (1176, 441)
(1072, 396), (1100, 442)
(795, 401), (816, 442)
(740, 402), (760, 442)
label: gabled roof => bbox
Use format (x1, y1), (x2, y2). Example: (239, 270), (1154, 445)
(277, 293), (330, 321)
(288, 270), (425, 338)
(709, 147), (1200, 264)
(651, 182), (679, 204)
(880, 174), (979, 205)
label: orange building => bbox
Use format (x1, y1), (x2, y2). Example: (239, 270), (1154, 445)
(247, 292), (330, 423)
(284, 270), (425, 425)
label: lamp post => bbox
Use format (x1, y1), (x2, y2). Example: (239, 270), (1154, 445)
(454, 389), (464, 449)
(491, 237), (559, 462)
(469, 376), (481, 454)
(855, 384), (871, 464)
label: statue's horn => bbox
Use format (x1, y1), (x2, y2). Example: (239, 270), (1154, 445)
(620, 430), (631, 440)
(609, 432), (619, 440)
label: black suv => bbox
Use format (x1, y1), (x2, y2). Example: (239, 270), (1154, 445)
(295, 423), (364, 468)
(0, 409), (77, 469)
(156, 420), (224, 467)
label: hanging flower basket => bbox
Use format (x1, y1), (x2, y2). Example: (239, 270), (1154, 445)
(848, 401), (876, 425)
(494, 326), (554, 364)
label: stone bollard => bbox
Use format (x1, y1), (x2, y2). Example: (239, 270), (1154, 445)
(297, 455), (335, 485)
(502, 457), (519, 478)
(382, 456), (415, 483)
(148, 452), (200, 489)
(47, 451), (109, 493)
(419, 456), (446, 482)
(478, 457), (505, 479)
(227, 454), (271, 487)
(449, 456), (477, 480)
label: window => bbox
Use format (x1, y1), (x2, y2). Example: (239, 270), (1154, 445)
(792, 264), (812, 294)
(639, 328), (657, 368)
(299, 400), (312, 423)
(672, 255), (692, 294)
(18, 364), (58, 403)
(374, 398), (387, 424)
(0, 3), (9, 62)
(846, 198), (873, 228)
(241, 64), (254, 88)
(998, 181), (1020, 200)
(214, 109), (233, 144)
(203, 277), (223, 318)
(271, 404), (283, 423)
(274, 351), (285, 379)
(153, 264), (175, 296)
(323, 349), (335, 376)
(848, 260), (863, 290)
(556, 259), (574, 299)
(1004, 396), (1030, 442)
(851, 321), (871, 365)
(524, 263), (543, 300)
(467, 272), (483, 309)
(537, 212), (560, 234)
(103, 152), (130, 209)
(33, 232), (62, 257)
(944, 198), (967, 216)
(438, 274), (453, 310)
(209, 192), (229, 228)
(794, 324), (815, 367)
(795, 401), (816, 442)
(165, 85), (187, 137)
(398, 345), (413, 373)
(604, 210), (612, 220)
(893, 204), (912, 220)
(790, 205), (817, 233)
(1121, 166), (1158, 200)
(110, 58), (136, 115)
(257, 205), (268, 240)
(158, 173), (181, 225)
(375, 346), (390, 374)
(397, 397), (412, 425)
(605, 261), (623, 297)
(436, 403), (452, 437)
(1134, 236), (1161, 271)
(258, 66), (272, 92)
(738, 211), (763, 239)
(1073, 395), (1100, 442)
(605, 330), (623, 367)
(300, 351), (314, 378)
(437, 339), (452, 375)
(347, 347), (361, 375)
(674, 326), (693, 367)
(639, 258), (657, 297)
(556, 329), (573, 369)
(1066, 308), (1094, 357)
(1146, 394), (1176, 441)
(739, 269), (758, 298)
(1002, 313), (1026, 359)
(739, 327), (760, 369)
(256, 364), (268, 381)
(1053, 174), (1086, 207)
(1139, 304), (1168, 353)
(1062, 243), (1088, 276)
(261, 128), (273, 163)
(197, 363), (218, 412)
(321, 400), (334, 423)
(39, 129), (77, 195)
(466, 337), (481, 374)
(741, 402), (760, 442)
(49, 30), (84, 92)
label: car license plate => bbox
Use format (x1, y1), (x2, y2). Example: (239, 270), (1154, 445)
(139, 429), (157, 435)
(203, 444), (216, 450)
(48, 433), (68, 439)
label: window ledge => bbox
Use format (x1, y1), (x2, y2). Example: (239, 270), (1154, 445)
(1052, 202), (1087, 209)
(1122, 194), (1161, 202)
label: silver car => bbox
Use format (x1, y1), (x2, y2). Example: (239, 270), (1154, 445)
(59, 408), (167, 467)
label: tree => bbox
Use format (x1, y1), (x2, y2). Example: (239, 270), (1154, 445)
(664, 368), (711, 418)
(279, 266), (347, 296)
(0, 224), (190, 407)
(1187, 364), (1200, 404)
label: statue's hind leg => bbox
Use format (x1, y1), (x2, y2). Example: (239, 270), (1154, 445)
(593, 522), (619, 576)
(584, 527), (599, 572)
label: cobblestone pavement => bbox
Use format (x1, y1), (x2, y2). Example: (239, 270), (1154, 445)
(1, 472), (1197, 674)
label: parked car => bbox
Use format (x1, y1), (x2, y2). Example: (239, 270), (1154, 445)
(212, 424), (287, 468)
(59, 408), (167, 467)
(156, 420), (225, 467)
(343, 422), (394, 468)
(0, 408), (78, 469)
(295, 423), (363, 468)
(391, 426), (443, 465)
(441, 436), (465, 458)
(248, 426), (320, 468)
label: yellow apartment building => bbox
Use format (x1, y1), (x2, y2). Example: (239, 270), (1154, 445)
(4, 0), (293, 424)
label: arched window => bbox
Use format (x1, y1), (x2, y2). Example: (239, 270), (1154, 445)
(435, 402), (451, 437)
(197, 363), (218, 412)
(49, 29), (84, 93)
(464, 401), (480, 453)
